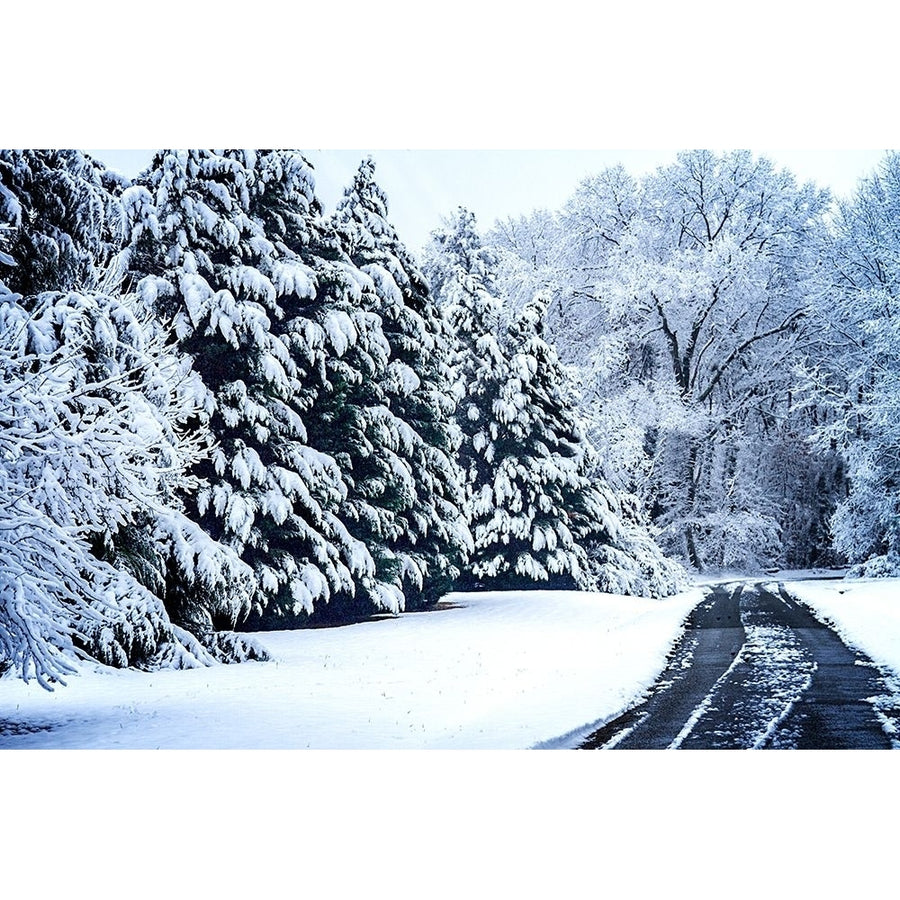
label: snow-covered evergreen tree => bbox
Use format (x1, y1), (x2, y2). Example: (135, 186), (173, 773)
(270, 190), (407, 618)
(423, 209), (512, 581)
(122, 149), (389, 633)
(425, 209), (684, 595)
(237, 149), (436, 621)
(466, 292), (597, 587)
(330, 159), (471, 606)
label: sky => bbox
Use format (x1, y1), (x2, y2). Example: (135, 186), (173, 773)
(85, 148), (888, 254)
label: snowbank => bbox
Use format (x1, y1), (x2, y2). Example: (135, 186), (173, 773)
(0, 587), (704, 749)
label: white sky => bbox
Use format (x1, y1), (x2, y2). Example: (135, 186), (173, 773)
(86, 148), (887, 254)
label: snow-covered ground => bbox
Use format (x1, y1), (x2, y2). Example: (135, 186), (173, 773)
(0, 587), (704, 749)
(5, 575), (898, 751)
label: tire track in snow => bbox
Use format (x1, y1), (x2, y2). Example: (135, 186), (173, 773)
(580, 584), (746, 749)
(675, 617), (817, 749)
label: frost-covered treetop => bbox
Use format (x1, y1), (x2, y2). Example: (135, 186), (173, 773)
(332, 157), (433, 305)
(337, 157), (390, 223)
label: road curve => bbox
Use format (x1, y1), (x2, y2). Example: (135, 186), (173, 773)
(580, 581), (893, 750)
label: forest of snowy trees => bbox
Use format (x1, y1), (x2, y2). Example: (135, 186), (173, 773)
(489, 150), (900, 577)
(2, 148), (899, 688)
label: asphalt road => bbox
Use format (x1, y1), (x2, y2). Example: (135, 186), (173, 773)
(580, 581), (893, 750)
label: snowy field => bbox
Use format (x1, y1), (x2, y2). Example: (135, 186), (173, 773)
(0, 587), (704, 749)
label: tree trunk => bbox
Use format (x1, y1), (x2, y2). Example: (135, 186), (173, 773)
(684, 439), (703, 571)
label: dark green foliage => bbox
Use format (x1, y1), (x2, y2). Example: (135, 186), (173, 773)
(0, 150), (124, 298)
(330, 160), (470, 608)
